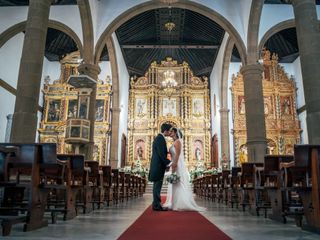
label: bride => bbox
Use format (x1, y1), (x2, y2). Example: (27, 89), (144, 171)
(163, 127), (205, 211)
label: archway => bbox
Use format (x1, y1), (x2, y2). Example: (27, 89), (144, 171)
(0, 20), (83, 57)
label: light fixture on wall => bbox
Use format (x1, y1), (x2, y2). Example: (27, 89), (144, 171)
(161, 6), (177, 98)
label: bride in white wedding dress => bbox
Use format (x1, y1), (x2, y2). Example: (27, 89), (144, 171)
(163, 127), (205, 211)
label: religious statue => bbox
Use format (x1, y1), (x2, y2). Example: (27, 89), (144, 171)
(239, 97), (245, 114)
(195, 147), (201, 161)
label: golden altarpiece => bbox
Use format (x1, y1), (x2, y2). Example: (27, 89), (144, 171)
(38, 52), (112, 165)
(127, 57), (211, 170)
(231, 49), (301, 166)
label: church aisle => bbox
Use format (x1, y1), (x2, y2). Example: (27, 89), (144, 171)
(4, 194), (320, 240)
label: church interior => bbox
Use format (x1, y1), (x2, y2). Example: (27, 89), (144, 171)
(0, 0), (320, 239)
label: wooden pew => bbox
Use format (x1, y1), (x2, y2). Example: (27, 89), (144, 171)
(222, 170), (230, 205)
(85, 161), (104, 210)
(0, 144), (48, 235)
(238, 162), (264, 214)
(100, 166), (113, 206)
(112, 169), (120, 204)
(0, 146), (27, 236)
(228, 167), (241, 208)
(40, 144), (76, 223)
(264, 155), (303, 225)
(58, 154), (93, 213)
(292, 145), (320, 233)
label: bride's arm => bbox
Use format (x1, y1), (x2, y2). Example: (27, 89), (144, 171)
(172, 140), (181, 172)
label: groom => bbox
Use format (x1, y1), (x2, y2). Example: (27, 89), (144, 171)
(148, 123), (172, 211)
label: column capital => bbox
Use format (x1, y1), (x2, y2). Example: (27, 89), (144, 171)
(111, 107), (121, 113)
(77, 63), (101, 80)
(219, 108), (230, 113)
(240, 64), (264, 75)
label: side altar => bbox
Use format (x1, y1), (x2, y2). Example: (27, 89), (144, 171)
(128, 57), (212, 170)
(231, 49), (301, 166)
(38, 51), (112, 165)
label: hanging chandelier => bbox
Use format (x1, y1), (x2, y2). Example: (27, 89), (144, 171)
(161, 14), (177, 97)
(162, 68), (177, 97)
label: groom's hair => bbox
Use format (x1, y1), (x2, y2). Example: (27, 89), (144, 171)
(161, 123), (172, 133)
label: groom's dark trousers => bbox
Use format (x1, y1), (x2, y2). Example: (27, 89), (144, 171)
(148, 133), (170, 209)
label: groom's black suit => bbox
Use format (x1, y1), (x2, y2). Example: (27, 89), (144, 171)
(148, 133), (171, 210)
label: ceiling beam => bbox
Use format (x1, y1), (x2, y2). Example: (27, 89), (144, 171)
(195, 66), (213, 76)
(127, 66), (145, 76)
(122, 45), (219, 49)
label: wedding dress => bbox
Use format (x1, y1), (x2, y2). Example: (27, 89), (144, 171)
(163, 140), (205, 211)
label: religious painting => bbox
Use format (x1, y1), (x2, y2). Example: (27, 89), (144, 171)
(136, 98), (147, 117)
(193, 140), (203, 161)
(47, 99), (61, 122)
(238, 96), (245, 114)
(192, 98), (204, 116)
(70, 126), (80, 138)
(281, 96), (291, 115)
(79, 96), (89, 119)
(67, 99), (78, 119)
(95, 99), (104, 122)
(163, 98), (177, 116)
(134, 139), (145, 162)
(82, 127), (89, 139)
(264, 96), (273, 115)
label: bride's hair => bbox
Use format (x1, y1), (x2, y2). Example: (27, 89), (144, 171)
(170, 127), (183, 139)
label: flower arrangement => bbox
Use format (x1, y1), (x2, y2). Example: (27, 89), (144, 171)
(166, 172), (180, 184)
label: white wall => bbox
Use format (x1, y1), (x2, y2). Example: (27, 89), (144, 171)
(0, 88), (15, 142)
(227, 62), (242, 167)
(112, 33), (129, 166)
(0, 33), (24, 142)
(0, 33), (24, 88)
(98, 61), (112, 81)
(49, 5), (83, 44)
(259, 4), (294, 43)
(0, 7), (28, 35)
(210, 33), (229, 167)
(259, 4), (320, 44)
(280, 57), (308, 144)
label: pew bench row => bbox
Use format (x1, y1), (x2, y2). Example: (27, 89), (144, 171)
(0, 143), (146, 236)
(193, 144), (320, 234)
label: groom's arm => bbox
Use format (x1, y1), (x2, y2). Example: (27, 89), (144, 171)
(157, 137), (171, 166)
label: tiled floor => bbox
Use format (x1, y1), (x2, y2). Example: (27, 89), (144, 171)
(5, 194), (320, 240)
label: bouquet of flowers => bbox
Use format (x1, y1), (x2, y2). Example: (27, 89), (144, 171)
(166, 172), (180, 184)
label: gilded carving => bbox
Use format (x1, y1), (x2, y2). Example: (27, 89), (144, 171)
(38, 51), (112, 165)
(128, 57), (211, 169)
(231, 49), (301, 166)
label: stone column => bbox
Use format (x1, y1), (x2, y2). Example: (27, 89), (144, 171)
(77, 63), (101, 160)
(110, 107), (121, 168)
(219, 108), (230, 167)
(5, 114), (13, 142)
(240, 64), (267, 163)
(10, 0), (52, 143)
(291, 0), (320, 144)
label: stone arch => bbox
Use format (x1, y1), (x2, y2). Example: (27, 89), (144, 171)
(0, 20), (83, 57)
(77, 0), (94, 63)
(247, 0), (264, 64)
(94, 0), (247, 65)
(258, 19), (295, 51)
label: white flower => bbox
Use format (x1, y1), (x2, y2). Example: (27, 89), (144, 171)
(166, 172), (180, 184)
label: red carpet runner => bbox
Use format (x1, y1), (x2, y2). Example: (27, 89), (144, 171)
(118, 205), (231, 240)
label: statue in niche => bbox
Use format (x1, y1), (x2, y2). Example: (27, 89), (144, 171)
(239, 97), (245, 114)
(282, 98), (291, 115)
